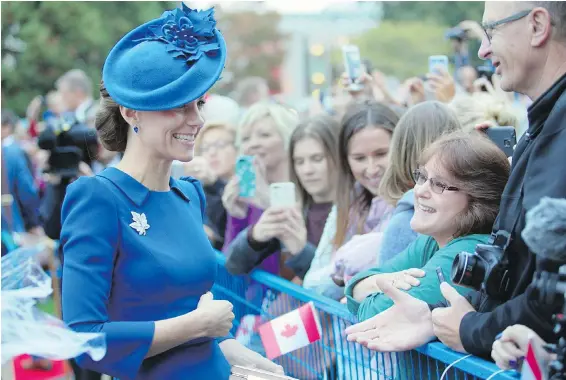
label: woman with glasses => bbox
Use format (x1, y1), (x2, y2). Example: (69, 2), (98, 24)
(345, 131), (510, 323)
(186, 122), (238, 249)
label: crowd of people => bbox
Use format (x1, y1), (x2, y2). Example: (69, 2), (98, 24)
(2, 1), (566, 379)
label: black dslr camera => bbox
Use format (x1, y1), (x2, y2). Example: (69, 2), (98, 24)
(531, 266), (566, 380)
(451, 230), (512, 300)
(37, 112), (99, 179)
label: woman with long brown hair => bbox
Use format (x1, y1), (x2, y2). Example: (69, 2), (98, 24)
(303, 101), (400, 299)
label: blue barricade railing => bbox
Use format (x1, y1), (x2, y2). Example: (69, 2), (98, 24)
(213, 252), (519, 380)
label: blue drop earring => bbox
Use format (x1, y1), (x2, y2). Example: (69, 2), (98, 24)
(133, 126), (139, 134)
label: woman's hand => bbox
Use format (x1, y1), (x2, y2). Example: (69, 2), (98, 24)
(276, 207), (307, 255)
(491, 325), (552, 370)
(195, 292), (235, 338)
(346, 277), (434, 352)
(402, 77), (426, 107)
(341, 71), (375, 102)
(426, 68), (456, 103)
(222, 176), (249, 219)
(219, 339), (285, 375)
(352, 268), (425, 301)
(379, 269), (426, 291)
(251, 207), (290, 243)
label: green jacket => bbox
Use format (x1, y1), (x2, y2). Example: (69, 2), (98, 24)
(345, 234), (490, 322)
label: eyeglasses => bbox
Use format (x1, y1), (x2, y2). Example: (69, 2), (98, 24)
(481, 9), (532, 43)
(200, 140), (234, 154)
(412, 168), (459, 194)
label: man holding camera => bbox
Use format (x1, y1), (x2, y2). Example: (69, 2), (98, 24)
(39, 70), (99, 240)
(346, 1), (566, 358)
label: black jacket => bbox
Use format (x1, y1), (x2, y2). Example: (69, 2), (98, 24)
(458, 73), (566, 357)
(202, 179), (227, 250)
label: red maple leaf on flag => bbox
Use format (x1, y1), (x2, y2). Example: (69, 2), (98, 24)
(280, 324), (298, 338)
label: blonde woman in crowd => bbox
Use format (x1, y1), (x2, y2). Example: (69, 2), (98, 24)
(224, 114), (340, 281)
(221, 102), (299, 278)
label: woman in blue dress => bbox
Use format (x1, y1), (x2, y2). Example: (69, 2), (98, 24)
(60, 4), (284, 380)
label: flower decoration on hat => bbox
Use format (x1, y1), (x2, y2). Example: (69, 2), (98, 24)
(135, 4), (220, 66)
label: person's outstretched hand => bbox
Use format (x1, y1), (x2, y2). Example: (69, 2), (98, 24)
(431, 282), (475, 353)
(345, 277), (435, 352)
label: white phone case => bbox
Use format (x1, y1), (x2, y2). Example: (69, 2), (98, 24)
(270, 182), (296, 208)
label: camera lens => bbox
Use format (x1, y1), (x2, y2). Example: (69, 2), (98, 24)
(451, 252), (486, 290)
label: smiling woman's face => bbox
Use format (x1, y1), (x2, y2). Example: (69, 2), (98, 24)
(410, 154), (469, 247)
(136, 98), (205, 162)
(240, 116), (286, 170)
(346, 127), (391, 196)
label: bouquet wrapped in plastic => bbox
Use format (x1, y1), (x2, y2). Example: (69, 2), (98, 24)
(1, 245), (106, 365)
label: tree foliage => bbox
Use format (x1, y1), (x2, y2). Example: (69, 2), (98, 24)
(382, 1), (484, 27)
(1, 1), (286, 114)
(332, 20), (452, 80)
(330, 1), (485, 80)
(211, 6), (286, 95)
(1, 1), (175, 115)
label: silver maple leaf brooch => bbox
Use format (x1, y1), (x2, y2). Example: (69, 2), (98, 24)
(129, 211), (150, 235)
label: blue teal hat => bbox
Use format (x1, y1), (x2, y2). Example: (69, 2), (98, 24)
(103, 4), (226, 111)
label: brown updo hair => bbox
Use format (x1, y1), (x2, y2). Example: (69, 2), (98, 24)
(95, 81), (130, 152)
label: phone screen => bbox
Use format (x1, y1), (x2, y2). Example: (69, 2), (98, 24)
(428, 55), (449, 75)
(342, 45), (362, 87)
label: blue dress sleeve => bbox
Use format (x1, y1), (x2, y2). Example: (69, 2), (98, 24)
(61, 176), (155, 380)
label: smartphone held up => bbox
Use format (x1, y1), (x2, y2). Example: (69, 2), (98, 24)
(235, 155), (257, 198)
(342, 45), (363, 91)
(270, 182), (296, 208)
(428, 55), (449, 75)
(485, 126), (517, 158)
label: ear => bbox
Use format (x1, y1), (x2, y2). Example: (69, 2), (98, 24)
(530, 7), (553, 47)
(119, 106), (138, 127)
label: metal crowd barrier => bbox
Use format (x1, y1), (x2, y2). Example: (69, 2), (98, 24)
(212, 252), (519, 380)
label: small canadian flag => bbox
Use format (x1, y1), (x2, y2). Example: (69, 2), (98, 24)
(258, 302), (322, 360)
(521, 338), (547, 380)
